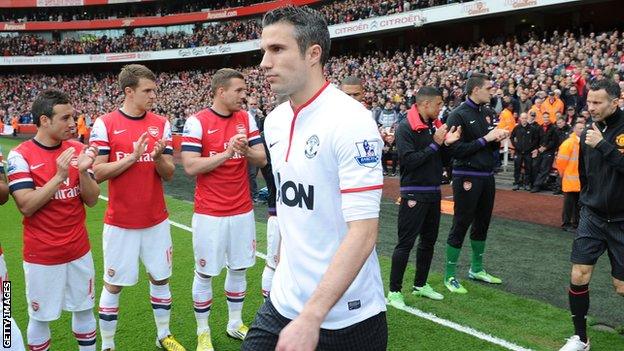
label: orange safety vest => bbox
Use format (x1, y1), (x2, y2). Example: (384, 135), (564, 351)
(555, 134), (580, 193)
(530, 105), (544, 125)
(11, 116), (18, 129)
(77, 115), (88, 136)
(497, 108), (516, 133)
(541, 98), (564, 123)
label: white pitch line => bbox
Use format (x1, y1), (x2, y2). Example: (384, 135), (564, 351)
(388, 303), (533, 351)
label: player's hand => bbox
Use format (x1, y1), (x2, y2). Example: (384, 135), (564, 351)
(150, 137), (167, 161)
(230, 134), (249, 156)
(55, 147), (75, 182)
(484, 128), (506, 142)
(276, 314), (321, 351)
(444, 126), (462, 145)
(495, 129), (510, 142)
(433, 124), (448, 145)
(585, 123), (604, 148)
(538, 146), (546, 153)
(77, 145), (98, 173)
(531, 149), (538, 158)
(131, 132), (149, 161)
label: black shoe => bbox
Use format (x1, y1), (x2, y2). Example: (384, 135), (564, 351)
(530, 187), (540, 193)
(512, 184), (520, 191)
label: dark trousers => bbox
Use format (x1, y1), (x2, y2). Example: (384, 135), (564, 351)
(382, 152), (398, 173)
(447, 175), (495, 248)
(242, 299), (388, 351)
(248, 163), (259, 199)
(562, 192), (580, 228)
(513, 152), (533, 185)
(533, 151), (555, 188)
(390, 199), (441, 291)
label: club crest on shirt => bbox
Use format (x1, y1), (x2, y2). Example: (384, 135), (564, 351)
(148, 126), (160, 138)
(305, 135), (320, 159)
(70, 156), (78, 168)
(354, 139), (380, 168)
(616, 134), (624, 147)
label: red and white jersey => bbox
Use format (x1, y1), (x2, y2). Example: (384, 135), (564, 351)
(7, 139), (92, 265)
(264, 83), (386, 329)
(181, 108), (261, 217)
(90, 109), (173, 229)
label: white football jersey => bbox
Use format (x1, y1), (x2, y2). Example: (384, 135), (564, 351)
(264, 83), (386, 329)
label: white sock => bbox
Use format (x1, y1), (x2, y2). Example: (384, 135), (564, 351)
(150, 282), (172, 340)
(261, 265), (275, 299)
(98, 288), (120, 350)
(72, 310), (96, 351)
(225, 268), (246, 330)
(27, 319), (50, 351)
(192, 272), (212, 335)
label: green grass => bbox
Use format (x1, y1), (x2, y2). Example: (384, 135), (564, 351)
(1, 135), (623, 350)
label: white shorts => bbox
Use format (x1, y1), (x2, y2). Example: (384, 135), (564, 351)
(192, 211), (256, 276)
(103, 219), (173, 286)
(265, 216), (281, 270)
(24, 252), (95, 321)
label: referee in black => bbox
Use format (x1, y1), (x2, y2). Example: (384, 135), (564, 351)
(387, 87), (461, 308)
(443, 73), (509, 294)
(559, 79), (624, 351)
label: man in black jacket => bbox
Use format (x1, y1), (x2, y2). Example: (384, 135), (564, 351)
(387, 87), (461, 308)
(510, 112), (538, 190)
(531, 111), (558, 192)
(444, 73), (509, 294)
(560, 79), (624, 351)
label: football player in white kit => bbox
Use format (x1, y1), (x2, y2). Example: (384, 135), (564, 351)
(242, 6), (387, 351)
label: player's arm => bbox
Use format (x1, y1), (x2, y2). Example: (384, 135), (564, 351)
(151, 120), (175, 181)
(10, 148), (74, 217)
(180, 115), (234, 175)
(77, 145), (100, 207)
(93, 132), (149, 182)
(0, 156), (8, 205)
(446, 113), (504, 158)
(396, 122), (438, 171)
(235, 142), (267, 168)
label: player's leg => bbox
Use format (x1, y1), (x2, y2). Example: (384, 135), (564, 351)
(23, 262), (65, 351)
(100, 223), (140, 351)
(192, 213), (227, 350)
(468, 176), (501, 284)
(0, 253), (26, 350)
(225, 210), (256, 340)
(388, 198), (424, 307)
(139, 220), (184, 350)
(606, 219), (624, 297)
(262, 215), (280, 299)
(412, 201), (443, 301)
(65, 252), (96, 351)
(445, 176), (479, 293)
(317, 312), (387, 351)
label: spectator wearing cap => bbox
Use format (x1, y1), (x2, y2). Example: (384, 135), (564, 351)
(542, 91), (565, 124)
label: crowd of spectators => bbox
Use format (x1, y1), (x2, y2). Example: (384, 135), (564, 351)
(0, 1), (471, 57)
(2, 29), (624, 138)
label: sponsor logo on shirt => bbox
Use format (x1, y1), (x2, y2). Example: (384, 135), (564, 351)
(276, 172), (314, 210)
(115, 151), (154, 162)
(347, 300), (361, 310)
(54, 185), (81, 200)
(30, 163), (45, 170)
(354, 139), (381, 168)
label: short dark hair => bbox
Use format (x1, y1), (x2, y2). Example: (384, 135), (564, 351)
(415, 86), (442, 104)
(118, 64), (156, 93)
(262, 5), (331, 65)
(465, 72), (489, 96)
(589, 79), (621, 100)
(341, 76), (362, 86)
(211, 68), (245, 95)
(31, 89), (70, 127)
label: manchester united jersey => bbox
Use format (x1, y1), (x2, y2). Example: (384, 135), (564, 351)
(181, 108), (261, 217)
(90, 109), (173, 229)
(7, 139), (92, 265)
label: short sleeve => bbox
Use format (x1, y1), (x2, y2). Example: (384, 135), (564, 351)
(248, 113), (262, 147)
(181, 116), (203, 153)
(89, 118), (110, 155)
(163, 120), (174, 155)
(7, 150), (35, 192)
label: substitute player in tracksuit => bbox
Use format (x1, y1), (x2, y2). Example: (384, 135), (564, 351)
(560, 79), (624, 351)
(444, 73), (509, 294)
(387, 87), (461, 307)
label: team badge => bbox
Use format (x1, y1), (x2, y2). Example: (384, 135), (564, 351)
(198, 259), (206, 267)
(407, 200), (417, 208)
(70, 156), (78, 168)
(354, 139), (381, 168)
(31, 301), (39, 312)
(305, 135), (320, 159)
(616, 134), (624, 147)
(107, 268), (116, 277)
(148, 126), (160, 138)
(463, 180), (472, 191)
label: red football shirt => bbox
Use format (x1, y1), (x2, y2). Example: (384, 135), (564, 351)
(7, 139), (91, 265)
(90, 109), (173, 228)
(182, 108), (261, 217)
